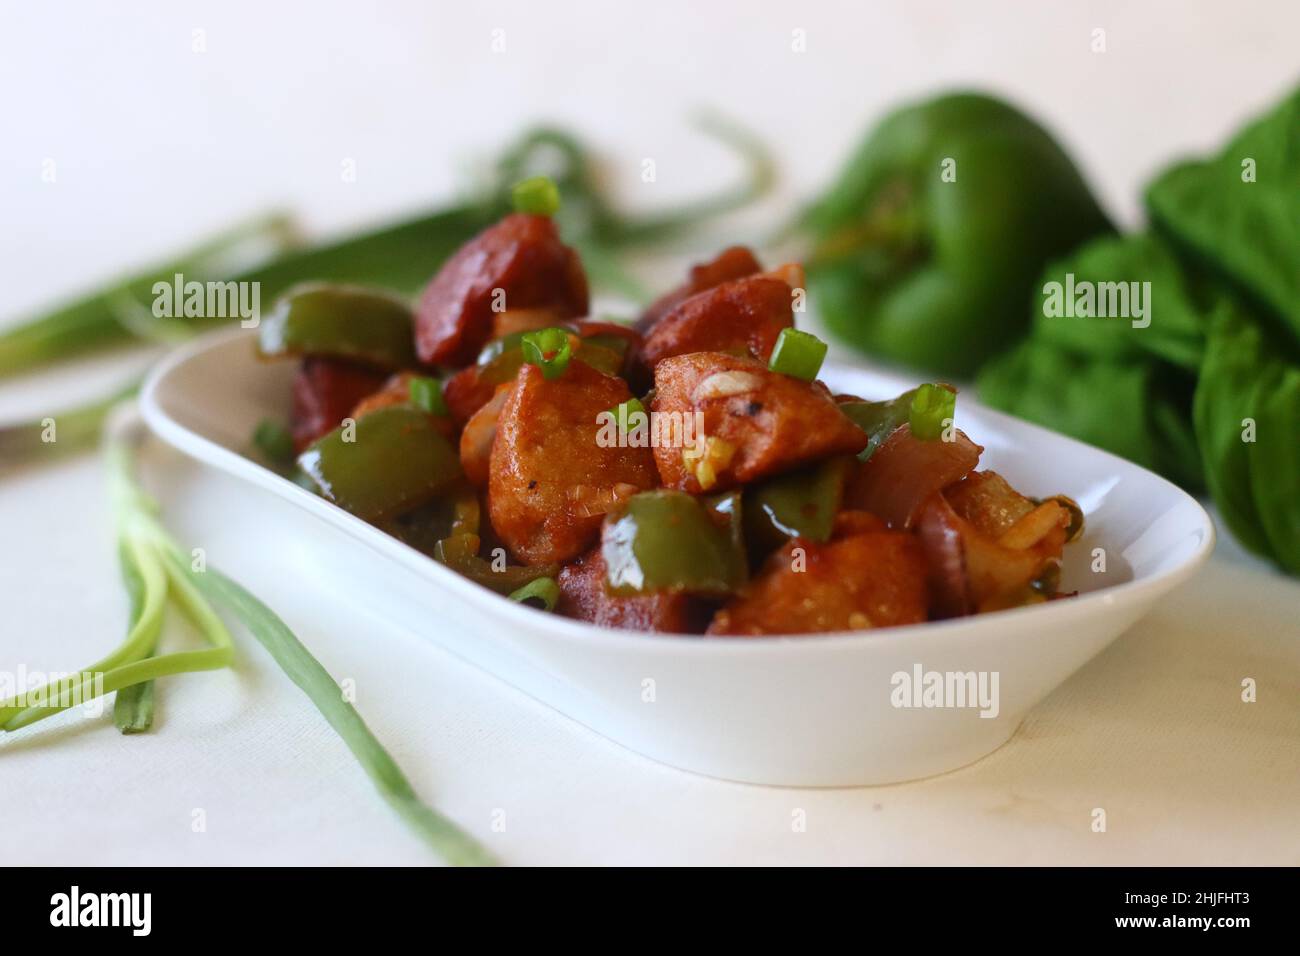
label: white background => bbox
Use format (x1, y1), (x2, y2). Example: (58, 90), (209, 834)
(2, 1), (1298, 865)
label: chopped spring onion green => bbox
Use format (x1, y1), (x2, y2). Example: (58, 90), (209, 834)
(909, 383), (957, 441)
(511, 175), (562, 217)
(252, 418), (295, 467)
(508, 576), (561, 612)
(608, 397), (646, 432)
(768, 327), (827, 381)
(408, 375), (449, 417)
(522, 327), (572, 380)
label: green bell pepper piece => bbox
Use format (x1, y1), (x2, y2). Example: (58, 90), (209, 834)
(477, 329), (625, 384)
(603, 490), (747, 596)
(298, 406), (462, 522)
(742, 455), (853, 557)
(258, 283), (418, 369)
(803, 92), (1113, 376)
(432, 532), (559, 594)
(383, 483), (481, 554)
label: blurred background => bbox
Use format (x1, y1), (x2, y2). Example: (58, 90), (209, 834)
(3, 0), (1297, 320)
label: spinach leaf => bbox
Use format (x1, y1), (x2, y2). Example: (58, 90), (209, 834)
(1194, 310), (1300, 575)
(1248, 363), (1300, 573)
(978, 333), (1203, 490)
(1146, 86), (1300, 348)
(1032, 232), (1207, 371)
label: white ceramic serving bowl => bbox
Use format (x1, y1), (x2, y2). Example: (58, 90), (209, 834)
(140, 327), (1214, 786)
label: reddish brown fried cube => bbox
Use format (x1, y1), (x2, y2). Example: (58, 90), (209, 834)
(557, 548), (705, 633)
(640, 274), (795, 369)
(489, 361), (658, 565)
(415, 213), (588, 367)
(651, 352), (867, 493)
(636, 245), (763, 334)
(707, 514), (928, 635)
(442, 364), (499, 426)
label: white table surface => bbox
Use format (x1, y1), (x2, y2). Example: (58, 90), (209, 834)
(2, 0), (1298, 865)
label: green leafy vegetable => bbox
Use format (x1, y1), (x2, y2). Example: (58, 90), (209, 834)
(978, 337), (1205, 490)
(1194, 312), (1300, 572)
(1146, 85), (1300, 348)
(1031, 232), (1207, 371)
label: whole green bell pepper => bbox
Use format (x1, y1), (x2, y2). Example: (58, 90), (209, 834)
(803, 92), (1113, 376)
(298, 406), (462, 522)
(259, 283), (418, 369)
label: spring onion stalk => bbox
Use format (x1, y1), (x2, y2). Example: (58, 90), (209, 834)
(508, 577), (561, 612)
(111, 541), (155, 733)
(0, 377), (141, 467)
(609, 397), (646, 430)
(408, 376), (449, 417)
(182, 563), (498, 866)
(0, 214), (300, 377)
(522, 328), (573, 380)
(2, 410), (496, 864)
(908, 383), (957, 441)
(0, 425), (236, 730)
(768, 328), (828, 381)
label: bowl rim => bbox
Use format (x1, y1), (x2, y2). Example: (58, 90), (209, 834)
(140, 326), (1216, 658)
